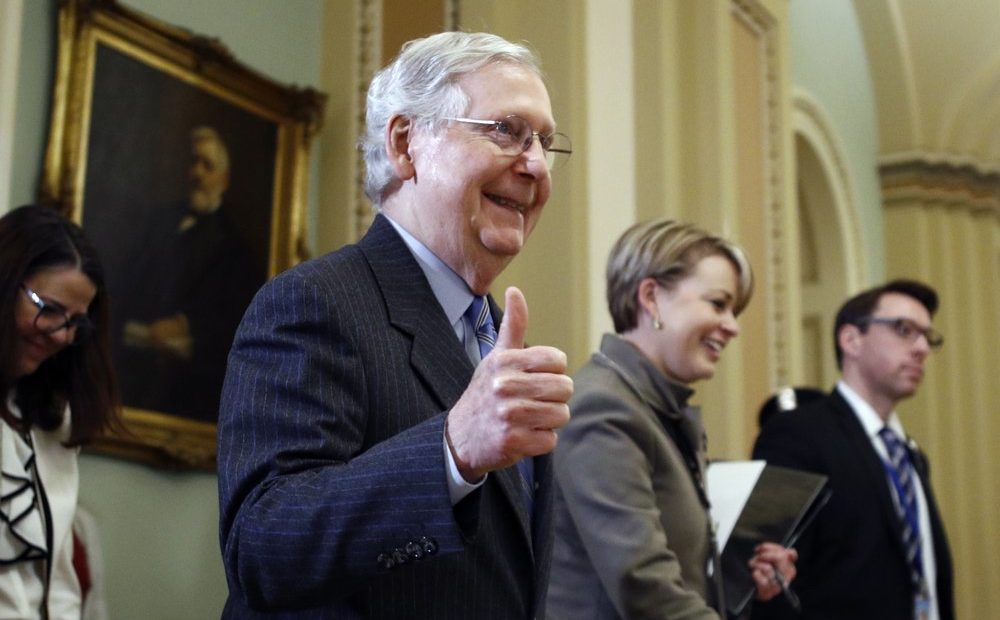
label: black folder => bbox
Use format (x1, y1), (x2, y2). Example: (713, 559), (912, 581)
(717, 464), (830, 618)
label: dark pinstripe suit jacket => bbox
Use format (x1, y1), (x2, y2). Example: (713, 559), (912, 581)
(217, 215), (551, 619)
(750, 390), (954, 620)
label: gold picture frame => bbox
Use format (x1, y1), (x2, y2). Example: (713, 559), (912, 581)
(41, 0), (325, 469)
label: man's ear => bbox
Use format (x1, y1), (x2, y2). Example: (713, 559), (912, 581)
(385, 114), (416, 181)
(838, 324), (862, 359)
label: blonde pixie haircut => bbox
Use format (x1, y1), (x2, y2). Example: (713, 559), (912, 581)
(606, 219), (754, 334)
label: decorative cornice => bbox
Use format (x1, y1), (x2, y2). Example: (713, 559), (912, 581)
(880, 159), (1000, 215)
(880, 150), (1000, 176)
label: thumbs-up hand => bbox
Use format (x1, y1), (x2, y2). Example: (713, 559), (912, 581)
(446, 287), (573, 482)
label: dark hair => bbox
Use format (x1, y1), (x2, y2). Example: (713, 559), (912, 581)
(757, 386), (826, 429)
(0, 205), (121, 445)
(832, 279), (939, 369)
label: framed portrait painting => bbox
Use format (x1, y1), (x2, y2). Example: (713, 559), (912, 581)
(41, 0), (325, 469)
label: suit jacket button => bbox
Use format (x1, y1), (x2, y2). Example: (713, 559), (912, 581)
(419, 536), (438, 555)
(392, 548), (409, 565)
(376, 552), (394, 570)
(405, 541), (424, 560)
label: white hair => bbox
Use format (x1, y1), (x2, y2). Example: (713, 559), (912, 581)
(360, 31), (543, 205)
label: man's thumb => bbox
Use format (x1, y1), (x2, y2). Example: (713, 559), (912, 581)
(495, 286), (528, 350)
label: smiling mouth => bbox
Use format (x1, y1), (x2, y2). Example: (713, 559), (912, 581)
(485, 193), (527, 213)
(704, 339), (725, 354)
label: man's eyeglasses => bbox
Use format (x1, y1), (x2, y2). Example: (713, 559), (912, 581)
(446, 115), (572, 170)
(20, 284), (94, 344)
(858, 316), (944, 349)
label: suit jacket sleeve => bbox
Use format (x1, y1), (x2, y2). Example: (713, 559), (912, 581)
(555, 376), (720, 620)
(217, 261), (468, 611)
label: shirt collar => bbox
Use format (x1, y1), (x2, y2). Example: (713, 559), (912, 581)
(836, 380), (907, 439)
(383, 214), (474, 327)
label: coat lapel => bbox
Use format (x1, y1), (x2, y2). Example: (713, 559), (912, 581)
(829, 392), (912, 565)
(360, 215), (474, 411)
(360, 216), (535, 549)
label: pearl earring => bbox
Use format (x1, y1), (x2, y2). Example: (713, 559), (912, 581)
(652, 316), (662, 330)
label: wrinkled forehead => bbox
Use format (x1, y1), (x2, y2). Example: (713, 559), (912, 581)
(456, 62), (555, 131)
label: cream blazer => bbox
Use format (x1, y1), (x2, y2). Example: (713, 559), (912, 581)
(0, 394), (81, 620)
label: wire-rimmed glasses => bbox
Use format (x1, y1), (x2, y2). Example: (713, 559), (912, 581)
(858, 316), (944, 349)
(447, 115), (572, 171)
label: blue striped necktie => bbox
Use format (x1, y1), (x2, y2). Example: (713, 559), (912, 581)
(467, 295), (497, 360)
(878, 427), (925, 600)
(465, 296), (534, 515)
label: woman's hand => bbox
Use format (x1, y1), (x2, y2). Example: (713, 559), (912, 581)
(749, 542), (798, 602)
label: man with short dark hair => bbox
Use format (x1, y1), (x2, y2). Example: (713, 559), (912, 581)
(217, 31), (573, 619)
(752, 279), (954, 620)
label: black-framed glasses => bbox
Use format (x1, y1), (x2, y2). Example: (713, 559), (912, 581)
(20, 284), (94, 343)
(858, 316), (944, 349)
(446, 115), (573, 170)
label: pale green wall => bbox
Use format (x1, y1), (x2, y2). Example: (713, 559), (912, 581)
(10, 0), (55, 209)
(13, 1), (325, 617)
(789, 0), (884, 282)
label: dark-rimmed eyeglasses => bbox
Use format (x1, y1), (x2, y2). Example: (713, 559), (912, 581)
(446, 115), (572, 170)
(20, 284), (94, 344)
(858, 316), (943, 349)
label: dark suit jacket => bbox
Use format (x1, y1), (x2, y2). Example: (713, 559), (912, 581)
(113, 202), (260, 421)
(217, 215), (551, 619)
(751, 389), (954, 620)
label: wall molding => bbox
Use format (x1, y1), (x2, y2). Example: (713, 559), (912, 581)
(793, 88), (866, 291)
(352, 0), (461, 242)
(732, 0), (789, 387)
(352, 0), (382, 241)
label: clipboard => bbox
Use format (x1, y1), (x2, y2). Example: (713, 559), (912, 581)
(707, 461), (830, 617)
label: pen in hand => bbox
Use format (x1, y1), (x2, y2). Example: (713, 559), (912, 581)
(772, 566), (801, 613)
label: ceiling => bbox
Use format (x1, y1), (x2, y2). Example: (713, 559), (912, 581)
(854, 0), (1000, 172)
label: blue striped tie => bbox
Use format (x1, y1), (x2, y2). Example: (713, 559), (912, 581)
(468, 295), (497, 360)
(466, 296), (534, 515)
(878, 427), (924, 594)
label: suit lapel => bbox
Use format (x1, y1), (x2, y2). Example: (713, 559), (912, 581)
(360, 215), (473, 411)
(829, 392), (912, 564)
(361, 216), (535, 550)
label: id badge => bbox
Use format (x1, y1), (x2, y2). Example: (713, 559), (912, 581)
(914, 580), (931, 620)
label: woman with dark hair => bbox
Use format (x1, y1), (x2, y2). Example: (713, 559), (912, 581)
(0, 205), (120, 618)
(548, 219), (796, 619)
